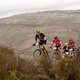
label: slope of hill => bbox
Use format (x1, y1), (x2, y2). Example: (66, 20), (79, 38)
(0, 10), (80, 52)
(0, 10), (80, 26)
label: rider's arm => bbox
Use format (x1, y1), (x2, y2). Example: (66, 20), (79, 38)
(44, 37), (47, 40)
(33, 35), (39, 46)
(35, 35), (38, 44)
(50, 41), (54, 48)
(50, 44), (53, 48)
(74, 43), (77, 49)
(75, 44), (77, 48)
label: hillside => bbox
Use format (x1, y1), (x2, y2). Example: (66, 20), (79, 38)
(0, 10), (80, 80)
(0, 10), (80, 26)
(0, 10), (80, 51)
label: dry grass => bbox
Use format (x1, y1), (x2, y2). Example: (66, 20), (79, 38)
(0, 45), (80, 80)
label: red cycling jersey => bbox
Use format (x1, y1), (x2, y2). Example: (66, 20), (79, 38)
(68, 43), (75, 49)
(68, 39), (76, 49)
(52, 39), (61, 46)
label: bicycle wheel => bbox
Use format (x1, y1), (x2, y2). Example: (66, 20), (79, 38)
(33, 49), (42, 60)
(52, 51), (56, 60)
(42, 49), (49, 58)
(52, 50), (61, 60)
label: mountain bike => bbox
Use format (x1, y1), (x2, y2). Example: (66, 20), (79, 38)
(64, 48), (76, 56)
(50, 46), (61, 60)
(33, 43), (49, 60)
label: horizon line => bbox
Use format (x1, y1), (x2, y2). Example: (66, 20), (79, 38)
(0, 9), (80, 19)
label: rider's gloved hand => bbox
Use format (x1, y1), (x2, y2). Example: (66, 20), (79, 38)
(33, 43), (36, 46)
(50, 46), (52, 49)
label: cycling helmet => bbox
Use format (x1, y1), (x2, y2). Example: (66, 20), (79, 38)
(65, 43), (68, 45)
(54, 36), (58, 39)
(36, 29), (40, 33)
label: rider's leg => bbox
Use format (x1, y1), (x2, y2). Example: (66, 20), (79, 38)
(43, 44), (48, 53)
(43, 40), (48, 53)
(39, 40), (46, 50)
(39, 40), (48, 55)
(55, 45), (61, 60)
(56, 45), (61, 54)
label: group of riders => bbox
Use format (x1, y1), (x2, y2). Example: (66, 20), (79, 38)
(33, 29), (76, 55)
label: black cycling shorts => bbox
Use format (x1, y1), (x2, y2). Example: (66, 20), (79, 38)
(63, 46), (69, 52)
(56, 45), (61, 48)
(39, 40), (47, 46)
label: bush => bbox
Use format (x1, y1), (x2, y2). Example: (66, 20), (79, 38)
(0, 45), (80, 80)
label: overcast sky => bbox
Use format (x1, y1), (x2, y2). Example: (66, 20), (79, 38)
(0, 0), (80, 18)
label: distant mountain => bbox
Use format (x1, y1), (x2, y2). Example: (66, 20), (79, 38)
(0, 10), (80, 27)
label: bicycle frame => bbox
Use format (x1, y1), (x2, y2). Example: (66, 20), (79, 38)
(52, 46), (60, 53)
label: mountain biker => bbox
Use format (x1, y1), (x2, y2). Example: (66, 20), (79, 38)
(63, 39), (76, 53)
(50, 36), (62, 60)
(50, 36), (62, 50)
(68, 39), (76, 51)
(33, 29), (47, 49)
(63, 43), (69, 53)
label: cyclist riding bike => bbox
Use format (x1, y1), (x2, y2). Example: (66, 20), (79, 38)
(63, 43), (69, 53)
(50, 36), (62, 50)
(50, 36), (62, 60)
(63, 39), (76, 56)
(68, 39), (76, 51)
(33, 29), (47, 52)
